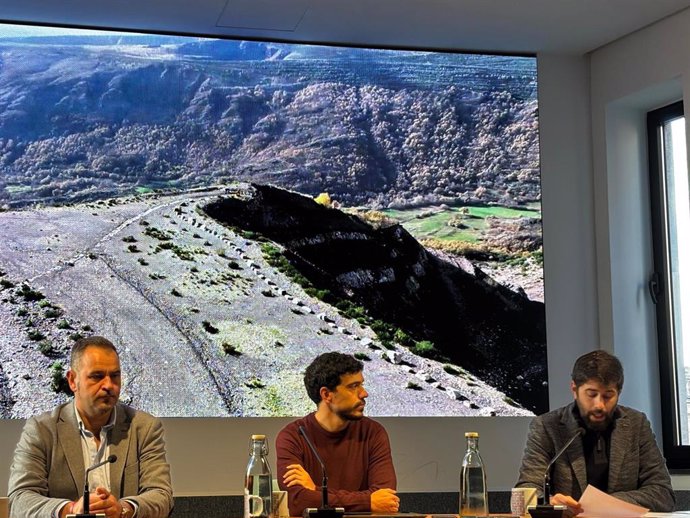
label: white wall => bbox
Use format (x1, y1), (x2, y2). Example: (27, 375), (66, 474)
(0, 416), (534, 496)
(162, 417), (536, 496)
(589, 5), (690, 487)
(538, 54), (597, 409)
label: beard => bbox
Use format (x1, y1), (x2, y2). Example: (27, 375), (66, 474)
(335, 402), (365, 421)
(584, 410), (613, 431)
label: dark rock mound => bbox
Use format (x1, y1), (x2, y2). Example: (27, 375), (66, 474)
(203, 183), (547, 412)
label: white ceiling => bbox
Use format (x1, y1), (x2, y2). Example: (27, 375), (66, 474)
(0, 0), (689, 55)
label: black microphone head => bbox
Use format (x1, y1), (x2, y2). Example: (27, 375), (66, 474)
(577, 427), (586, 436)
(298, 426), (306, 437)
(107, 454), (117, 463)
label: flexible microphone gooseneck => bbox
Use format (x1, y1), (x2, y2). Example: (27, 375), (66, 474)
(78, 454), (118, 517)
(542, 428), (585, 505)
(298, 426), (344, 518)
(527, 428), (585, 518)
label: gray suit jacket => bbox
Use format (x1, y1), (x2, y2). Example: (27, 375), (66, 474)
(8, 402), (173, 518)
(516, 402), (674, 511)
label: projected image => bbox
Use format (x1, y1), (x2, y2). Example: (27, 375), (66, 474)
(0, 25), (544, 418)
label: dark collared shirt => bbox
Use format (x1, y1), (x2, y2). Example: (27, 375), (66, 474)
(573, 405), (614, 492)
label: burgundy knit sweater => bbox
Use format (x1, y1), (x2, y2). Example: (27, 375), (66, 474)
(276, 412), (397, 516)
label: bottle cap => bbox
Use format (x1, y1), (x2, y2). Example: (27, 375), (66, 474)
(465, 432), (479, 437)
(251, 434), (267, 440)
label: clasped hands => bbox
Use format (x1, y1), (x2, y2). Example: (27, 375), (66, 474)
(283, 464), (400, 513)
(63, 487), (132, 518)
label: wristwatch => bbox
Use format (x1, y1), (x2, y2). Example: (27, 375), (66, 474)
(120, 502), (133, 518)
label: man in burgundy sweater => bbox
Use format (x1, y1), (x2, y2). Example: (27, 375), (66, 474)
(276, 352), (399, 516)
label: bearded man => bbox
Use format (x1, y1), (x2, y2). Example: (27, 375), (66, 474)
(276, 352), (398, 516)
(516, 350), (674, 514)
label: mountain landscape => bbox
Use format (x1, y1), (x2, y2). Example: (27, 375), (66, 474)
(0, 186), (537, 417)
(0, 31), (544, 416)
(0, 37), (538, 210)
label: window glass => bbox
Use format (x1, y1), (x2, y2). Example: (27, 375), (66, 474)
(648, 101), (690, 466)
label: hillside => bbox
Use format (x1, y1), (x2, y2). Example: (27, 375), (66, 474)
(0, 185), (535, 417)
(203, 184), (547, 412)
(0, 38), (538, 209)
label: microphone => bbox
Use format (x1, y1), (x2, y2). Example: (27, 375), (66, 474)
(542, 428), (585, 505)
(528, 428), (584, 518)
(298, 426), (344, 518)
(76, 454), (118, 518)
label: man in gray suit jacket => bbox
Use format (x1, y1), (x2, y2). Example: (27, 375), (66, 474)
(516, 350), (674, 514)
(8, 336), (173, 518)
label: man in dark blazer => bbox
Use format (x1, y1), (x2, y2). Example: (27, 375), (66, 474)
(8, 336), (173, 518)
(516, 350), (674, 514)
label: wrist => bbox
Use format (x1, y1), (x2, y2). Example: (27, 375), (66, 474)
(63, 501), (75, 517)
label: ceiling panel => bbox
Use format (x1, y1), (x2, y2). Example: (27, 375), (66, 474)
(217, 0), (310, 31)
(0, 0), (688, 54)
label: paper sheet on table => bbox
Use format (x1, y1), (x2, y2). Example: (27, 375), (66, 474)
(578, 485), (648, 518)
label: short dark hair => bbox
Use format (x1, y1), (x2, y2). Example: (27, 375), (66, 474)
(571, 350), (624, 391)
(70, 335), (118, 371)
(304, 352), (363, 405)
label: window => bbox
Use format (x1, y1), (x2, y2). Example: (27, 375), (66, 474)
(648, 100), (690, 468)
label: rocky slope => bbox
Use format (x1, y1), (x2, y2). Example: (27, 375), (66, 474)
(203, 184), (547, 412)
(0, 186), (534, 417)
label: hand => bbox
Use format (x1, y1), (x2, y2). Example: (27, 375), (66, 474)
(283, 464), (316, 490)
(84, 487), (122, 518)
(70, 495), (105, 515)
(371, 488), (399, 513)
(551, 493), (583, 516)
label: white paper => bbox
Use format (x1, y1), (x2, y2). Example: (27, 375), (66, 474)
(578, 485), (648, 518)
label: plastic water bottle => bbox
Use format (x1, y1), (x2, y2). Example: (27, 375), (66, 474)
(245, 434), (273, 518)
(460, 432), (488, 517)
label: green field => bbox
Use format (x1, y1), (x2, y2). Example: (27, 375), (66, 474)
(382, 204), (541, 244)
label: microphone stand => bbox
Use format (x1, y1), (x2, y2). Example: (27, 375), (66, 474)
(298, 426), (345, 518)
(73, 455), (118, 518)
(528, 429), (585, 518)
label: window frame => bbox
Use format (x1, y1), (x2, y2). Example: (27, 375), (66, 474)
(647, 99), (690, 470)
